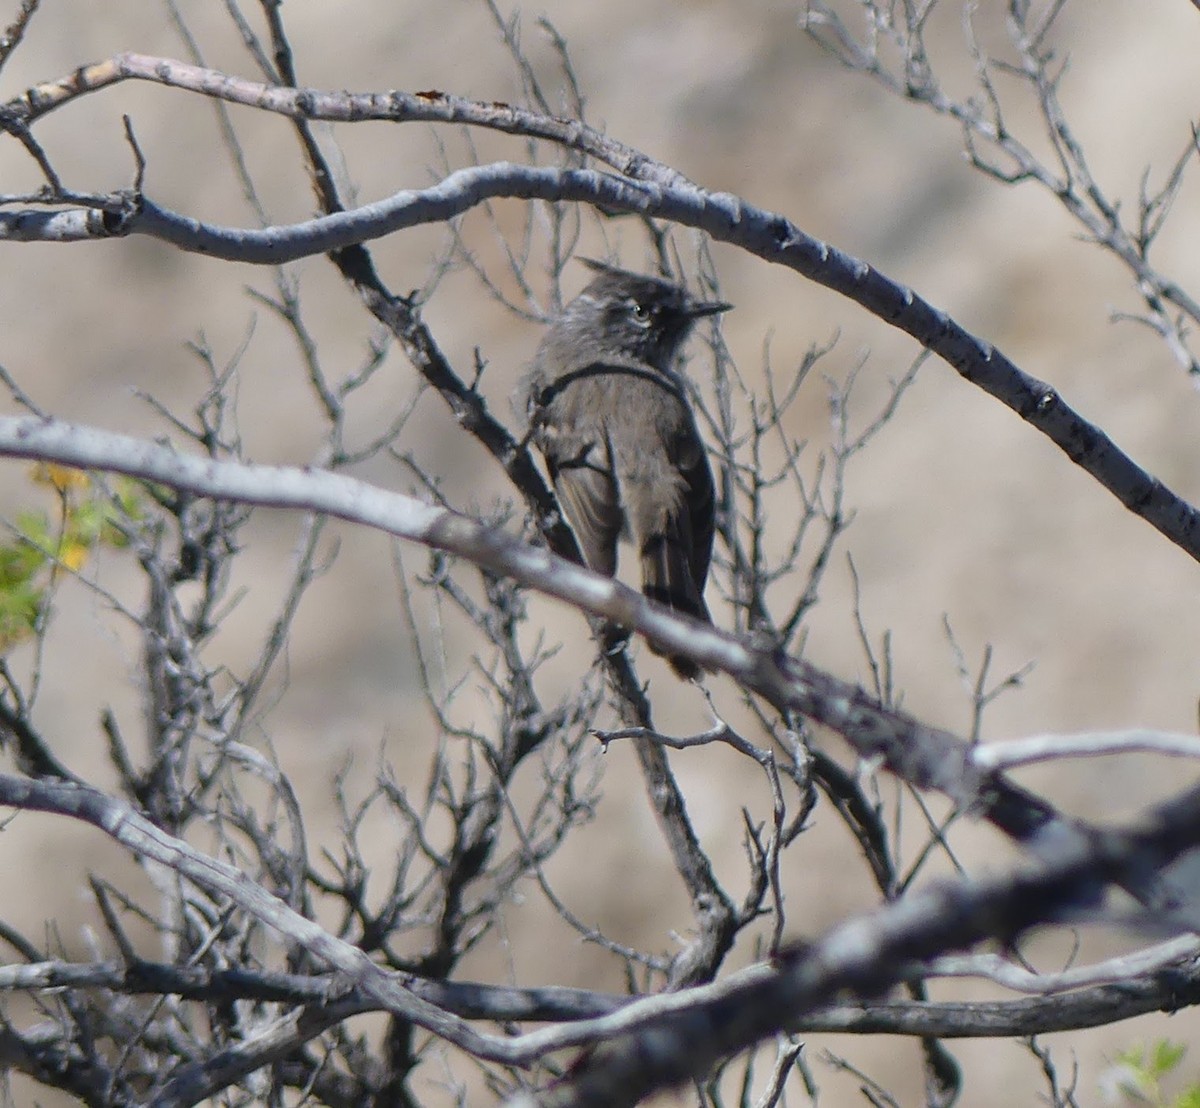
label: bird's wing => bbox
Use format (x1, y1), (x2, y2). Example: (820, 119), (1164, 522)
(679, 428), (715, 606)
(637, 428), (713, 624)
(535, 372), (623, 579)
(552, 452), (622, 578)
(636, 426), (714, 679)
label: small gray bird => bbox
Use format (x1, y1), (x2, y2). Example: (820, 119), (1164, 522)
(523, 260), (731, 678)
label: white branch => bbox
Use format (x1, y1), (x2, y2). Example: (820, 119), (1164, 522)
(0, 413), (750, 678)
(0, 414), (1164, 871)
(975, 730), (1200, 771)
(928, 936), (1200, 994)
(1, 53), (1196, 578)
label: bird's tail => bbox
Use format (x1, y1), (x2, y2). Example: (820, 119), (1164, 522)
(640, 532), (710, 679)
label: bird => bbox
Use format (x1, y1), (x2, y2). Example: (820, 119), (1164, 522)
(522, 259), (731, 678)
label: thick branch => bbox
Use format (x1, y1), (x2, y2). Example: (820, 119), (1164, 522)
(0, 774), (523, 1064)
(2, 54), (1192, 563)
(508, 774), (1200, 1106)
(0, 414), (1059, 848)
(7, 946), (1196, 1039)
(8, 766), (1200, 1098)
(11, 53), (683, 187)
(4, 158), (1194, 573)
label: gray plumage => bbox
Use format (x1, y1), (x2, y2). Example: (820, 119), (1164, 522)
(523, 260), (730, 677)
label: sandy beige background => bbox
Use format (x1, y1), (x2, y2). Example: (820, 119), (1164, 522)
(2, 1), (1200, 1104)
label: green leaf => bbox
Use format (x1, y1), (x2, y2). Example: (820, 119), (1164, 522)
(0, 541), (44, 587)
(1154, 1041), (1187, 1078)
(65, 499), (106, 546)
(0, 580), (44, 647)
(15, 510), (52, 552)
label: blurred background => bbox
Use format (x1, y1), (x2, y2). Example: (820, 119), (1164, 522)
(2, 1), (1200, 1103)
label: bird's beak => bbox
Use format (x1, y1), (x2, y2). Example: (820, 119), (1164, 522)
(686, 298), (733, 319)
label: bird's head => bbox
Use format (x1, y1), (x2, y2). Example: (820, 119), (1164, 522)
(553, 259), (731, 372)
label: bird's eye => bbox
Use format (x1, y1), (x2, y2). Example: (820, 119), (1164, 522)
(629, 301), (653, 326)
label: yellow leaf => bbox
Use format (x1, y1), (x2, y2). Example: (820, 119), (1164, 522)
(58, 542), (89, 572)
(30, 463), (91, 494)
